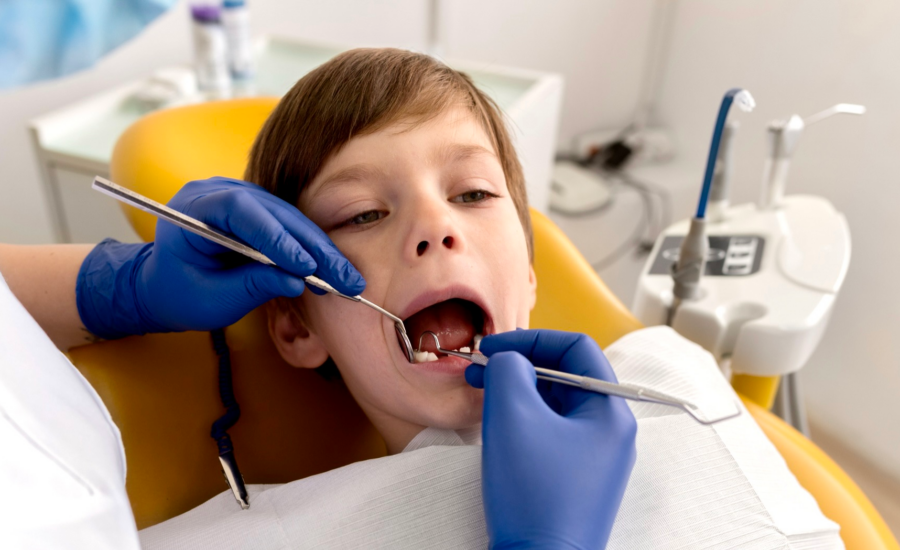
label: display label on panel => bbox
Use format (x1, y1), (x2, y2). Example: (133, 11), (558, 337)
(648, 235), (765, 276)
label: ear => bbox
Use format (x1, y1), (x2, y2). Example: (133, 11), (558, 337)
(526, 264), (538, 311)
(266, 300), (330, 369)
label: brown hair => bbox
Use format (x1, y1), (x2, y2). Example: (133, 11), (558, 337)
(244, 47), (533, 259)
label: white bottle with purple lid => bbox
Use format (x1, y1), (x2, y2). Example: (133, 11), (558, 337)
(191, 4), (230, 95)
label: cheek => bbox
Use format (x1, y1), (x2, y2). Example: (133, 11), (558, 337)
(328, 232), (397, 297)
(470, 205), (533, 328)
(300, 293), (387, 366)
(299, 291), (411, 407)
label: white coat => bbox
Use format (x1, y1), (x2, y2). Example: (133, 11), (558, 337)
(0, 271), (140, 549)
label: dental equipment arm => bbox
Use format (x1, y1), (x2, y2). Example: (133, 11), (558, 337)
(466, 329), (638, 550)
(760, 103), (865, 210)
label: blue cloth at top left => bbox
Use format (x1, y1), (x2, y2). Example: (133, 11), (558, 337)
(0, 0), (177, 89)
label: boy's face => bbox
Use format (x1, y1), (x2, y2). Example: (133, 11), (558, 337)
(269, 106), (536, 453)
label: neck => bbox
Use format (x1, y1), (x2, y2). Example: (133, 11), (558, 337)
(356, 403), (428, 454)
(381, 420), (430, 455)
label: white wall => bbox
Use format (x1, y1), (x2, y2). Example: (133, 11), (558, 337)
(0, 0), (655, 244)
(444, 0), (655, 145)
(654, 0), (900, 479)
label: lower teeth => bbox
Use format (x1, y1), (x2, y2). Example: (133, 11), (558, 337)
(412, 333), (485, 363)
(414, 351), (439, 363)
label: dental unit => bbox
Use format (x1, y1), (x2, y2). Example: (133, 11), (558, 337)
(633, 91), (864, 434)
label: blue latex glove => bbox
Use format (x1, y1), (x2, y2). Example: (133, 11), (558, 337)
(77, 177), (365, 339)
(466, 329), (637, 550)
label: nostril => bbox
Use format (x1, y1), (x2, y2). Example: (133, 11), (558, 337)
(442, 236), (454, 248)
(417, 241), (428, 256)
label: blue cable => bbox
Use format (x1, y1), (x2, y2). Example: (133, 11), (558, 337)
(210, 328), (241, 453)
(210, 328), (249, 508)
(696, 88), (749, 219)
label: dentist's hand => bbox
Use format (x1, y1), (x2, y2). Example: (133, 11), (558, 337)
(466, 329), (637, 550)
(76, 177), (364, 339)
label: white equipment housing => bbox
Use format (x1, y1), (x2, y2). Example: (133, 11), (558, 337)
(632, 195), (850, 377)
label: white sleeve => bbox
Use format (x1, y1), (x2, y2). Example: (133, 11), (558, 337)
(0, 271), (140, 549)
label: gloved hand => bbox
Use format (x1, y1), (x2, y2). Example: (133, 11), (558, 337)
(76, 177), (364, 339)
(466, 329), (637, 550)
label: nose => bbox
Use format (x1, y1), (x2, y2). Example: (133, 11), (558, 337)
(404, 194), (463, 262)
(416, 236), (454, 256)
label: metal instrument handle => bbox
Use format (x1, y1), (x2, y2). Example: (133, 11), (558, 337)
(418, 331), (740, 425)
(93, 176), (366, 300)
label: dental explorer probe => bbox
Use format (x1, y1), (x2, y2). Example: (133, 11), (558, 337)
(418, 332), (740, 425)
(92, 176), (416, 363)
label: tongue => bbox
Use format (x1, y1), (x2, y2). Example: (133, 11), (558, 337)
(405, 299), (478, 354)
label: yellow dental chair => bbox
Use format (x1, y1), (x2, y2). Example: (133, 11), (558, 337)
(67, 98), (898, 549)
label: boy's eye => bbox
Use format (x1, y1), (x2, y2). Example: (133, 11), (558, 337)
(344, 210), (386, 226)
(452, 190), (495, 203)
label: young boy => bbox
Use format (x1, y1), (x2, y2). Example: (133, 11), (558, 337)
(247, 48), (538, 454)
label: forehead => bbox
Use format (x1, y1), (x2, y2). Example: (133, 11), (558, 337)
(303, 107), (498, 200)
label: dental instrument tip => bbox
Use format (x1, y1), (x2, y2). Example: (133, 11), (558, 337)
(733, 89), (756, 112)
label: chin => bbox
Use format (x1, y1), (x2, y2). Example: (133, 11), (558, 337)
(416, 387), (484, 431)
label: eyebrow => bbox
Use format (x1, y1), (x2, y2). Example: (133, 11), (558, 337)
(307, 163), (389, 200)
(438, 143), (497, 164)
(306, 143), (498, 201)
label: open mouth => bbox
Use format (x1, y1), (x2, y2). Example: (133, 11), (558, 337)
(402, 298), (489, 363)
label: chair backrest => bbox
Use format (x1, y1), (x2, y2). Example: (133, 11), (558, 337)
(109, 97), (281, 241)
(70, 99), (897, 549)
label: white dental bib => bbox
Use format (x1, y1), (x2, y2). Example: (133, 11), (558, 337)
(140, 327), (842, 549)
